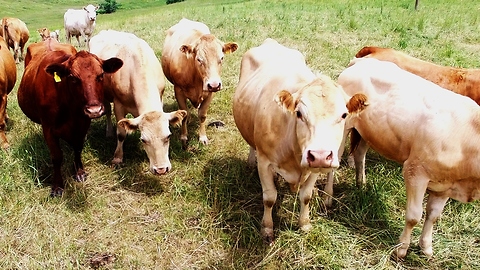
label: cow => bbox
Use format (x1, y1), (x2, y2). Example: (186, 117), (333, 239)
(340, 57), (480, 258)
(89, 30), (187, 175)
(37, 27), (50, 41)
(0, 36), (17, 149)
(50, 29), (60, 41)
(355, 46), (480, 105)
(1, 17), (29, 64)
(64, 4), (98, 50)
(17, 43), (123, 196)
(161, 18), (238, 149)
(233, 38), (349, 245)
(24, 38), (77, 68)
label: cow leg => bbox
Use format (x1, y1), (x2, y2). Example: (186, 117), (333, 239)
(71, 139), (87, 182)
(112, 103), (127, 165)
(352, 137), (368, 187)
(197, 92), (214, 145)
(257, 153), (277, 245)
(0, 94), (9, 149)
(397, 163), (429, 258)
(419, 193), (449, 258)
(323, 171), (334, 207)
(298, 172), (319, 232)
(42, 129), (64, 196)
(174, 86), (189, 149)
(247, 146), (256, 166)
(14, 42), (20, 64)
(104, 102), (115, 138)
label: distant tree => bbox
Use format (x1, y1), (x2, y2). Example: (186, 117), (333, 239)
(98, 0), (121, 14)
(166, 0), (185, 4)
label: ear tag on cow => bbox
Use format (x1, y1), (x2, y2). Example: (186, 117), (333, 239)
(54, 72), (61, 83)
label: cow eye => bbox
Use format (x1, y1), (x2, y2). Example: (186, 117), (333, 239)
(140, 137), (148, 144)
(296, 110), (302, 119)
(68, 75), (79, 84)
(341, 112), (347, 119)
(97, 74), (104, 82)
(164, 134), (171, 143)
(196, 57), (203, 65)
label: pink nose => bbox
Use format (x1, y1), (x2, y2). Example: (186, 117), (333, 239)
(307, 150), (336, 168)
(152, 166), (169, 175)
(207, 81), (222, 92)
(84, 105), (104, 118)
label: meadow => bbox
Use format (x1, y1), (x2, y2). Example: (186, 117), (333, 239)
(2, 0), (480, 269)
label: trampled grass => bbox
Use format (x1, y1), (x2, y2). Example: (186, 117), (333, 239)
(1, 0), (480, 269)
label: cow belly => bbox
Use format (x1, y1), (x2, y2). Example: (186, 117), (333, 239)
(428, 178), (480, 203)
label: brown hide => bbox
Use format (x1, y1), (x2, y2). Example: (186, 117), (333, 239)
(355, 46), (480, 104)
(0, 36), (17, 149)
(1, 17), (29, 63)
(17, 46), (123, 196)
(24, 38), (77, 68)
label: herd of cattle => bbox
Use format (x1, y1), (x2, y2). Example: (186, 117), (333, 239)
(1, 3), (480, 261)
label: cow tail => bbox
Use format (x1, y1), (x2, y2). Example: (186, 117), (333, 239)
(355, 46), (375, 58)
(349, 128), (362, 155)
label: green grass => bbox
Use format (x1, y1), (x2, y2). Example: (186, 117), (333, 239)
(2, 0), (480, 269)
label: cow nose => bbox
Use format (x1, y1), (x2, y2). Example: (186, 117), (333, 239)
(307, 150), (336, 168)
(84, 105), (104, 118)
(153, 166), (169, 175)
(207, 81), (222, 92)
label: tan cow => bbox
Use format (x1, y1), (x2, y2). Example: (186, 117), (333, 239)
(341, 57), (480, 258)
(0, 36), (17, 149)
(161, 18), (238, 148)
(89, 30), (187, 175)
(233, 38), (348, 245)
(37, 27), (50, 41)
(355, 46), (480, 105)
(1, 17), (29, 63)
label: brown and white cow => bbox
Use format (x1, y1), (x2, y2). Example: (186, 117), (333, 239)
(89, 30), (186, 175)
(355, 46), (480, 105)
(0, 36), (17, 149)
(341, 57), (480, 258)
(18, 43), (123, 196)
(1, 17), (29, 63)
(161, 18), (238, 148)
(233, 38), (348, 245)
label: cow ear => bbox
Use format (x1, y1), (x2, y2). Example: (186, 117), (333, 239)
(180, 45), (194, 57)
(118, 118), (140, 134)
(346, 93), (369, 113)
(102, 57), (123, 74)
(45, 63), (70, 79)
(275, 90), (296, 113)
(168, 110), (187, 127)
(223, 42), (238, 54)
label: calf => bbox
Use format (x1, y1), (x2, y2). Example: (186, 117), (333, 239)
(234, 39), (348, 245)
(161, 18), (238, 148)
(17, 44), (122, 196)
(89, 30), (186, 175)
(1, 17), (29, 63)
(341, 58), (480, 258)
(0, 36), (17, 149)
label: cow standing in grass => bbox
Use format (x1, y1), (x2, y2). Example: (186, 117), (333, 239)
(64, 4), (98, 50)
(0, 36), (16, 149)
(341, 57), (480, 258)
(161, 18), (238, 149)
(234, 38), (349, 245)
(1, 17), (29, 63)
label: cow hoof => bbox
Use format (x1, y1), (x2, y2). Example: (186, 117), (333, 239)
(300, 223), (312, 232)
(262, 228), (275, 246)
(75, 169), (87, 182)
(420, 245), (433, 259)
(395, 245), (408, 259)
(181, 140), (188, 150)
(199, 135), (209, 145)
(50, 187), (64, 197)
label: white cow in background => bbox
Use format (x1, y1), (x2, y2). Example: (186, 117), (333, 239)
(64, 4), (98, 49)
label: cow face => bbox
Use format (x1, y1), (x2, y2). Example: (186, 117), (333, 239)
(118, 110), (187, 175)
(45, 51), (123, 118)
(275, 77), (348, 173)
(180, 34), (238, 92)
(84, 4), (98, 22)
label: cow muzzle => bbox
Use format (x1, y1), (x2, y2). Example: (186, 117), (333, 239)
(306, 150), (338, 168)
(84, 104), (104, 119)
(152, 166), (170, 175)
(206, 81), (222, 92)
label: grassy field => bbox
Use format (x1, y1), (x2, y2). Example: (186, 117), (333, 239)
(2, 0), (480, 269)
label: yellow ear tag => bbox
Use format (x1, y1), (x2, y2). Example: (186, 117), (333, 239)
(54, 72), (61, 83)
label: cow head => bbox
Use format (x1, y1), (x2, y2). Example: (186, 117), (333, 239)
(275, 76), (348, 173)
(118, 110), (187, 175)
(45, 51), (123, 118)
(84, 4), (99, 22)
(37, 27), (50, 41)
(180, 34), (238, 92)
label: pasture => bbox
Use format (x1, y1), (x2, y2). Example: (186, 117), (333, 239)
(2, 0), (480, 268)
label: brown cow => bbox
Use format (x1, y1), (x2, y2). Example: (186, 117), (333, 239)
(161, 18), (238, 148)
(341, 58), (480, 258)
(234, 39), (348, 245)
(1, 17), (29, 64)
(355, 46), (480, 105)
(0, 36), (16, 149)
(17, 44), (123, 196)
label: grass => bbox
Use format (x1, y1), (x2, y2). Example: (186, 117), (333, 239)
(2, 0), (480, 269)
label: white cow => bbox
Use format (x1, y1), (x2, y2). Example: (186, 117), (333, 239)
(64, 4), (98, 50)
(233, 38), (349, 245)
(340, 58), (480, 258)
(89, 30), (187, 175)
